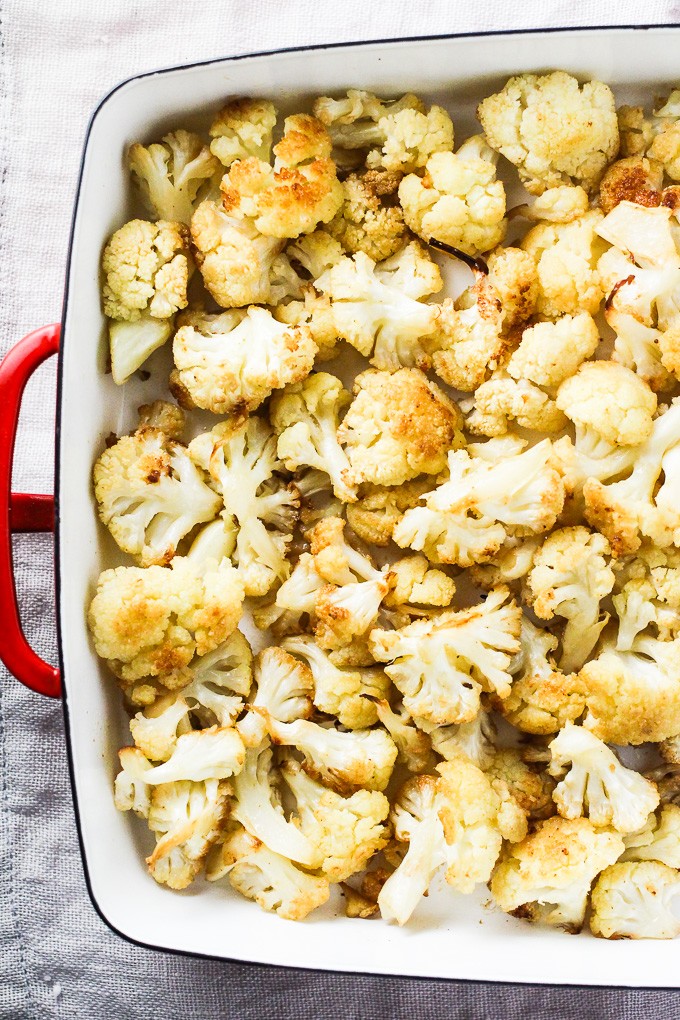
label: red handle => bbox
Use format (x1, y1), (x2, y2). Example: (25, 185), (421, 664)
(0, 324), (61, 697)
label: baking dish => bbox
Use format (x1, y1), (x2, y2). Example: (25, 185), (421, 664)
(3, 25), (680, 985)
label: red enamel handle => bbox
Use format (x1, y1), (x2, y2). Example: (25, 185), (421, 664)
(0, 324), (61, 698)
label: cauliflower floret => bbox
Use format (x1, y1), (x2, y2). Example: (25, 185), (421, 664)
(209, 98), (277, 166)
(189, 418), (297, 597)
(469, 536), (541, 590)
(313, 90), (453, 174)
(490, 816), (624, 931)
(416, 710), (496, 770)
(237, 645), (314, 748)
(393, 439), (567, 568)
(374, 700), (436, 774)
(345, 478), (432, 547)
(506, 312), (600, 390)
(598, 155), (663, 215)
(136, 399), (185, 439)
(145, 778), (230, 889)
(478, 71), (619, 195)
(314, 243), (441, 371)
(220, 114), (343, 238)
(378, 759), (522, 925)
(281, 634), (388, 729)
(525, 527), (614, 673)
(584, 398), (680, 557)
(485, 748), (556, 822)
(88, 556), (244, 683)
(337, 368), (464, 487)
(513, 184), (590, 224)
(499, 618), (585, 735)
(102, 218), (190, 322)
(384, 555), (455, 610)
(190, 199), (284, 308)
(121, 725), (245, 787)
(369, 587), (521, 726)
(465, 373), (567, 438)
(282, 758), (389, 882)
(548, 724), (659, 833)
(617, 105), (654, 158)
(261, 714), (397, 794)
(578, 635), (680, 745)
(252, 552), (325, 636)
(611, 547), (680, 649)
(107, 315), (175, 389)
(170, 306), (316, 417)
(623, 804), (680, 868)
(430, 250), (536, 392)
(206, 823), (330, 920)
(128, 130), (220, 224)
(327, 171), (407, 261)
(520, 211), (608, 318)
(93, 424), (221, 567)
(590, 861), (680, 939)
(648, 91), (680, 180)
(557, 362), (657, 456)
(270, 373), (356, 503)
(399, 146), (506, 256)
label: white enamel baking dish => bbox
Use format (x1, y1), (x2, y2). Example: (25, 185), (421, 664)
(2, 25), (680, 987)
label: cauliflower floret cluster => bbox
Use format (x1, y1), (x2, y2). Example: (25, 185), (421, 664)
(96, 80), (680, 938)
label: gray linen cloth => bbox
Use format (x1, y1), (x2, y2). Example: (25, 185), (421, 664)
(2, 2), (680, 1016)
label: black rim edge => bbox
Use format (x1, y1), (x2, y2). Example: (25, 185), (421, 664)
(55, 22), (680, 985)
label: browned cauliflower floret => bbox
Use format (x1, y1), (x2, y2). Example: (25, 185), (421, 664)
(466, 374), (567, 437)
(327, 171), (407, 262)
(338, 368), (464, 487)
(484, 246), (539, 329)
(485, 747), (556, 822)
(190, 199), (284, 308)
(209, 97), (277, 166)
(87, 556), (244, 682)
(478, 72), (619, 195)
(345, 477), (433, 547)
(170, 306), (316, 417)
(399, 141), (506, 256)
(506, 312), (600, 390)
(490, 816), (624, 931)
(384, 555), (455, 610)
(220, 114), (343, 238)
(648, 91), (680, 181)
(557, 360), (657, 447)
(520, 210), (608, 318)
(136, 400), (186, 439)
(128, 130), (220, 224)
(598, 156), (663, 215)
(94, 422), (221, 567)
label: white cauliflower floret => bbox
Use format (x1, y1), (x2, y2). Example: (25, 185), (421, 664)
(416, 710), (496, 771)
(261, 714), (397, 794)
(557, 360), (657, 450)
(87, 556), (244, 682)
(220, 114), (342, 238)
(378, 759), (522, 925)
(490, 816), (623, 931)
(128, 695), (193, 762)
(120, 725), (245, 786)
(251, 553), (324, 636)
(470, 536), (541, 590)
(113, 751), (152, 818)
(314, 242), (442, 370)
(270, 373), (356, 503)
(282, 758), (389, 882)
(393, 439), (567, 568)
(623, 804), (680, 868)
(190, 199), (284, 308)
(513, 184), (590, 223)
(238, 645), (314, 748)
(506, 312), (600, 390)
(281, 634), (388, 730)
(499, 618), (585, 735)
(206, 823), (330, 920)
(128, 130), (219, 224)
(466, 373), (567, 438)
(548, 724), (659, 833)
(313, 90), (453, 174)
(177, 630), (253, 729)
(384, 555), (455, 610)
(102, 219), (190, 383)
(189, 418), (297, 597)
(399, 144), (506, 256)
(369, 587), (521, 726)
(520, 210), (608, 318)
(145, 778), (230, 889)
(209, 98), (277, 166)
(525, 527), (614, 673)
(93, 424), (221, 567)
(584, 398), (680, 557)
(374, 701), (436, 774)
(478, 71), (619, 195)
(170, 306), (316, 416)
(590, 861), (680, 939)
(327, 170), (407, 261)
(597, 200), (679, 271)
(578, 635), (680, 745)
(337, 368), (464, 487)
(231, 742), (321, 867)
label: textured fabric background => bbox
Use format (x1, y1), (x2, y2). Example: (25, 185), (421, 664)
(2, 3), (680, 1018)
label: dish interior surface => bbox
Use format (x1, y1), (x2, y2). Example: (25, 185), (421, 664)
(57, 27), (680, 983)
